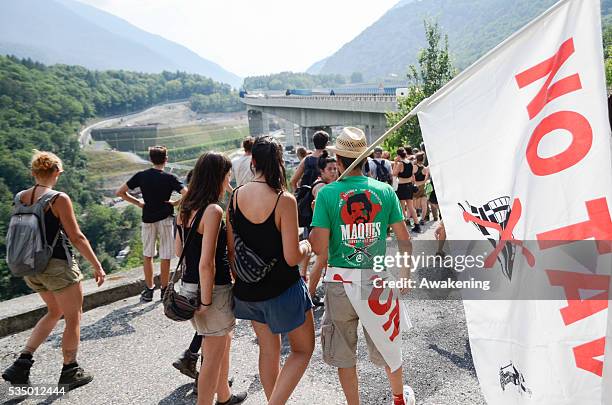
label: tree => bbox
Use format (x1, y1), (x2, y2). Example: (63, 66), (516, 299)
(0, 55), (239, 300)
(385, 20), (456, 150)
(350, 72), (364, 83)
(603, 23), (612, 87)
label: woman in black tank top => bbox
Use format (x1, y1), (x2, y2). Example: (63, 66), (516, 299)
(176, 152), (247, 404)
(392, 147), (421, 232)
(413, 152), (430, 226)
(227, 136), (314, 403)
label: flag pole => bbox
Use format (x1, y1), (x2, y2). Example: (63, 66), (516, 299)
(337, 97), (429, 181)
(336, 0), (575, 181)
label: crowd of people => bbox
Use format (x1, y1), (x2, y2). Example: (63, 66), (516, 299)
(2, 126), (445, 405)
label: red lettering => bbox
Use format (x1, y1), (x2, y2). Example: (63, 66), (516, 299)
(526, 111), (592, 176)
(537, 198), (612, 254)
(368, 276), (401, 342)
(573, 337), (606, 377)
(368, 278), (393, 315)
(515, 38), (582, 119)
(545, 270), (609, 325)
(382, 299), (401, 342)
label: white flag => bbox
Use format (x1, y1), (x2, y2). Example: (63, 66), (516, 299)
(417, 0), (612, 403)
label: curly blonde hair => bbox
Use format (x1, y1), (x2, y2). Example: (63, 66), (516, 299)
(31, 150), (63, 177)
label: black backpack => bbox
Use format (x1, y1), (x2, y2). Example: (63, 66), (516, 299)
(300, 156), (320, 187)
(372, 159), (392, 185)
(296, 180), (324, 228)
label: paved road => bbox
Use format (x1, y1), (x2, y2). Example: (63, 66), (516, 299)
(0, 223), (486, 405)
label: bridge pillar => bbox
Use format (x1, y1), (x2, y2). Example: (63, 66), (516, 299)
(300, 127), (312, 149)
(248, 110), (264, 136)
(300, 126), (333, 150)
(365, 125), (385, 145)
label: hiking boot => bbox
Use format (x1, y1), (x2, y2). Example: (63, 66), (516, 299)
(411, 224), (421, 233)
(312, 294), (324, 307)
(58, 364), (93, 391)
(172, 350), (198, 379)
(216, 391), (247, 405)
(141, 287), (154, 302)
(160, 287), (167, 301)
(2, 357), (34, 385)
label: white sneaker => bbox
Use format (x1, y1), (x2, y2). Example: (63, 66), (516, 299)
(400, 385), (416, 405)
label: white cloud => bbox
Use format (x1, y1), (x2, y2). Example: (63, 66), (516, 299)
(75, 0), (399, 77)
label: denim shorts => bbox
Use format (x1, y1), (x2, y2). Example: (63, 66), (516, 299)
(233, 279), (313, 334)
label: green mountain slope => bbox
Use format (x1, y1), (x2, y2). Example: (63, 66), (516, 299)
(315, 0), (612, 80)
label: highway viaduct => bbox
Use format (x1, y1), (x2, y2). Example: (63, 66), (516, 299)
(241, 94), (398, 148)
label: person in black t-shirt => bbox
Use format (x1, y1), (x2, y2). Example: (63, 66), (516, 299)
(116, 146), (187, 301)
(290, 130), (329, 191)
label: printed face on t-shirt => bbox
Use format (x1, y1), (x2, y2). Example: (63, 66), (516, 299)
(347, 197), (371, 224)
(339, 190), (384, 264)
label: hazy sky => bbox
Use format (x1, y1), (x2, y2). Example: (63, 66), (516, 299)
(77, 0), (399, 77)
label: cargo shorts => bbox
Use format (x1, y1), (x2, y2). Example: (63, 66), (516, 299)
(320, 282), (387, 369)
(181, 282), (235, 337)
(24, 258), (83, 293)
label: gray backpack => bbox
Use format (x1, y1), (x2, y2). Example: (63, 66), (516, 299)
(6, 189), (62, 277)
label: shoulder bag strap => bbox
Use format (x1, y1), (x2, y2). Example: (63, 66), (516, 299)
(170, 208), (205, 283)
(38, 191), (62, 248)
(228, 185), (243, 229)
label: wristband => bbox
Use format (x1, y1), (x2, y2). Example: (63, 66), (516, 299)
(200, 300), (212, 307)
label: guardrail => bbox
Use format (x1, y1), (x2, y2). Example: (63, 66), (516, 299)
(241, 94), (398, 113)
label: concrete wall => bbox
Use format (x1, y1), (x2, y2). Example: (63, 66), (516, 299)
(91, 126), (159, 152)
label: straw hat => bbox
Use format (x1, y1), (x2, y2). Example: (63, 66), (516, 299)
(327, 127), (368, 158)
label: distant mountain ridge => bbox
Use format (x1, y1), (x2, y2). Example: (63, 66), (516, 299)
(312, 0), (612, 80)
(0, 0), (242, 87)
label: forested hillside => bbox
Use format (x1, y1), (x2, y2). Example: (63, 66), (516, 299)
(243, 72), (347, 90)
(0, 55), (238, 300)
(314, 0), (612, 80)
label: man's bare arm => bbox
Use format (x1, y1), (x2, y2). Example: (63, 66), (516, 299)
(309, 227), (330, 257)
(116, 183), (143, 208)
(290, 159), (305, 191)
(167, 187), (188, 207)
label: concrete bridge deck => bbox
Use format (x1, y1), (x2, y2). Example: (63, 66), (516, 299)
(0, 224), (486, 405)
(241, 94), (397, 144)
(241, 95), (398, 114)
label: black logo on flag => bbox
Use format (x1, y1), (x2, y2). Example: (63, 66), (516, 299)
(499, 362), (532, 397)
(459, 196), (517, 280)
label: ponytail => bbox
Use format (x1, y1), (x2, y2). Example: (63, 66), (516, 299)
(317, 150), (335, 170)
(251, 136), (287, 191)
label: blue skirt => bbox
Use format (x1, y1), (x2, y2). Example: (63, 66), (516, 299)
(233, 278), (313, 334)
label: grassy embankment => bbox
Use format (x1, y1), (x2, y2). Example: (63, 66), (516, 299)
(87, 120), (248, 193)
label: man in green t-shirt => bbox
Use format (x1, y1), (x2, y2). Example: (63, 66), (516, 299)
(310, 127), (415, 405)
